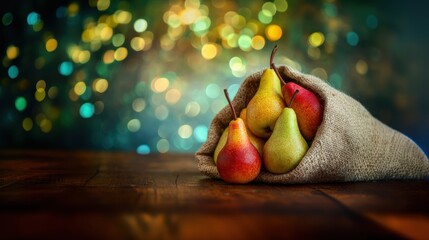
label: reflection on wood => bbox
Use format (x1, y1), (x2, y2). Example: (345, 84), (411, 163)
(0, 150), (428, 239)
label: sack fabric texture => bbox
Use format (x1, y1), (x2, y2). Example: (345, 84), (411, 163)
(195, 65), (429, 184)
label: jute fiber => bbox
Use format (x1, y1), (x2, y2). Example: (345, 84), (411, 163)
(195, 65), (429, 183)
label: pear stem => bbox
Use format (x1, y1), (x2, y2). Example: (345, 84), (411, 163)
(269, 45), (278, 69)
(224, 89), (237, 120)
(271, 62), (286, 85)
(288, 89), (299, 108)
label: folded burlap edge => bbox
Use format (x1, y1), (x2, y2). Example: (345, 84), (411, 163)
(195, 65), (429, 184)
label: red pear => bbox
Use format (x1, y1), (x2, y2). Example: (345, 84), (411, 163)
(217, 89), (261, 184)
(281, 82), (323, 141)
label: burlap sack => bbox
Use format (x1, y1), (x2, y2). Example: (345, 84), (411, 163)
(195, 65), (429, 184)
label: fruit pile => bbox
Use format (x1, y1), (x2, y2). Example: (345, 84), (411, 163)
(214, 46), (323, 184)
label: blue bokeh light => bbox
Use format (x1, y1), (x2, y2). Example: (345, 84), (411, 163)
(137, 144), (151, 154)
(79, 103), (95, 118)
(27, 12), (40, 25)
(346, 32), (359, 46)
(58, 61), (73, 76)
(366, 15), (378, 29)
(193, 125), (208, 143)
(8, 65), (19, 79)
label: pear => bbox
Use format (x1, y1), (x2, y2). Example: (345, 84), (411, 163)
(217, 89), (261, 184)
(282, 82), (323, 141)
(214, 108), (265, 164)
(272, 63), (323, 141)
(263, 90), (309, 174)
(246, 45), (285, 138)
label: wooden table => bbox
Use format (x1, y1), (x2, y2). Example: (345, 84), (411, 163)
(0, 150), (428, 239)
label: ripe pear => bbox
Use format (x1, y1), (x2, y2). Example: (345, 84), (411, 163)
(282, 82), (323, 141)
(214, 108), (265, 164)
(217, 90), (261, 184)
(247, 45), (285, 138)
(263, 90), (309, 174)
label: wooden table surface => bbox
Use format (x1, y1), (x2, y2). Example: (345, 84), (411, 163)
(0, 150), (428, 239)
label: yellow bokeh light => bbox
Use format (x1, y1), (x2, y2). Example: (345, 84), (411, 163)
(130, 37), (145, 51)
(265, 24), (282, 41)
(157, 139), (170, 153)
(251, 35), (265, 50)
(82, 28), (95, 42)
(33, 21), (44, 32)
(45, 38), (58, 52)
(68, 3), (79, 16)
(307, 46), (321, 60)
(310, 67), (328, 80)
(69, 89), (79, 101)
(40, 118), (52, 133)
(226, 33), (239, 48)
(7, 45), (19, 60)
(74, 81), (87, 96)
(155, 105), (169, 120)
(22, 118), (33, 131)
(35, 89), (46, 102)
(160, 35), (175, 51)
(178, 124), (193, 139)
(231, 14), (246, 29)
(132, 98), (146, 112)
(114, 47), (128, 61)
(180, 8), (199, 25)
(100, 25), (113, 41)
(219, 24), (234, 39)
(201, 43), (218, 60)
(151, 77), (170, 93)
(68, 45), (82, 63)
(127, 119), (141, 132)
(185, 101), (201, 117)
(48, 86), (58, 99)
(356, 60), (368, 75)
(93, 78), (109, 93)
(274, 0), (288, 12)
(78, 50), (91, 63)
(103, 50), (115, 64)
(308, 32), (325, 47)
(36, 80), (46, 90)
(114, 10), (132, 24)
(165, 89), (181, 104)
(97, 0), (110, 11)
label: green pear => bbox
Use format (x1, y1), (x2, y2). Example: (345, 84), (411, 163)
(247, 45), (285, 138)
(263, 90), (308, 174)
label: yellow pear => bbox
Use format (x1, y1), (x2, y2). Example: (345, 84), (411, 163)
(246, 46), (285, 138)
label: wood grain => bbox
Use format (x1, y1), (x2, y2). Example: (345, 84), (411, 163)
(0, 150), (428, 239)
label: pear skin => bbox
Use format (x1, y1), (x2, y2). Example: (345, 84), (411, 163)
(240, 108), (266, 156)
(213, 128), (228, 164)
(263, 108), (308, 174)
(247, 68), (285, 138)
(214, 108), (266, 164)
(282, 82), (323, 141)
(217, 118), (261, 183)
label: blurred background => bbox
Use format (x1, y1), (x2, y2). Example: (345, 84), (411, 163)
(1, 0), (428, 155)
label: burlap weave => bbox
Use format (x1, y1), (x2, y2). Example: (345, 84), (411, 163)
(195, 65), (429, 183)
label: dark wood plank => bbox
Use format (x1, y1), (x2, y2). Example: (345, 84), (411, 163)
(0, 150), (426, 239)
(318, 181), (429, 239)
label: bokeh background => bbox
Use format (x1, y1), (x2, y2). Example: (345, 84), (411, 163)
(1, 0), (428, 155)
